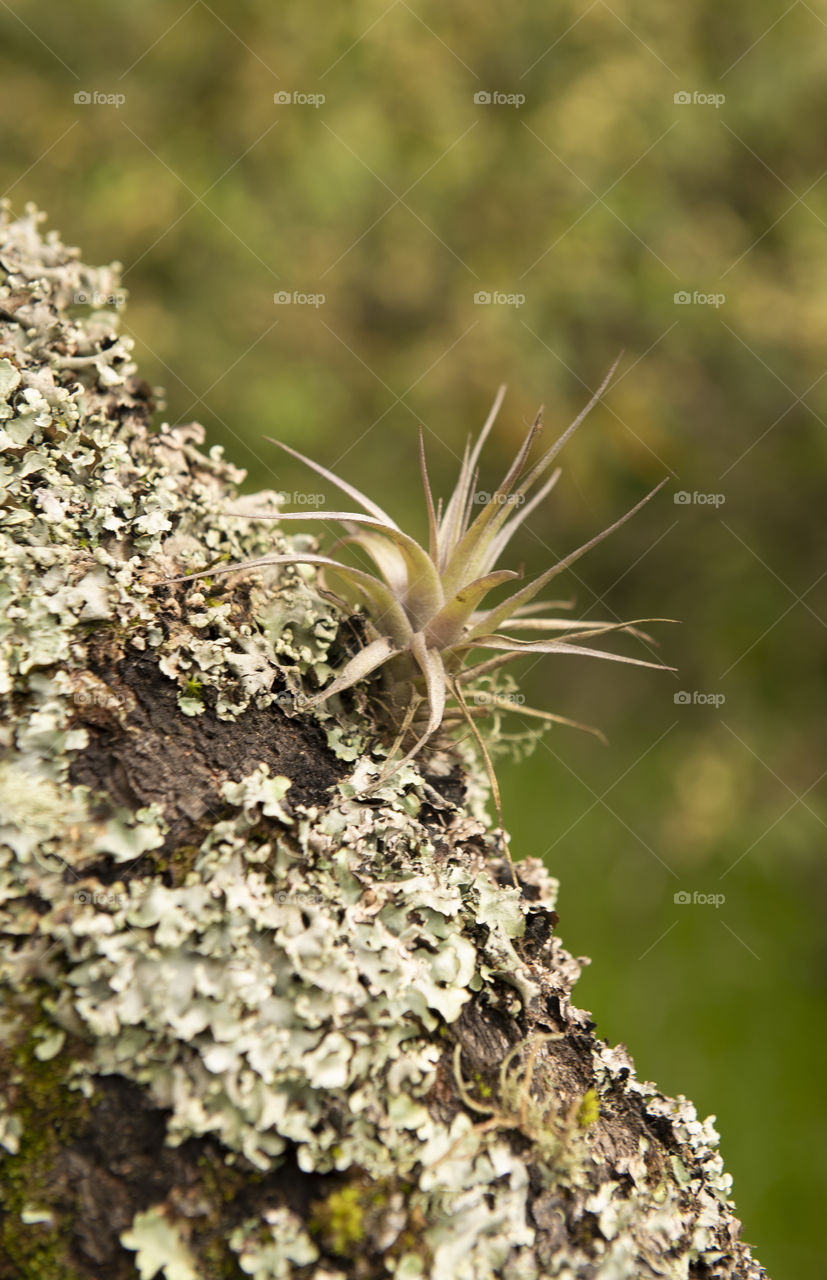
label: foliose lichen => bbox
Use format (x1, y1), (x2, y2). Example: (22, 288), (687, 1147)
(0, 203), (768, 1280)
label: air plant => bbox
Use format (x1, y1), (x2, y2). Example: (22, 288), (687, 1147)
(168, 363), (672, 790)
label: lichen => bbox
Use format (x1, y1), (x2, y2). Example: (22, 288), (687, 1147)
(121, 1207), (199, 1280)
(0, 202), (768, 1280)
(229, 1207), (318, 1278)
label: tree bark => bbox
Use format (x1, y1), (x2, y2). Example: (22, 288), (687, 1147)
(0, 203), (768, 1280)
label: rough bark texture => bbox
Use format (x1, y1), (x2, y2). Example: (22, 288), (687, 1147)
(0, 203), (769, 1280)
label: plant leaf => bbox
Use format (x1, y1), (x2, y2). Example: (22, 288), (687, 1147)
(419, 429), (440, 565)
(164, 553), (413, 646)
(264, 436), (400, 528)
(476, 467), (561, 576)
(469, 480), (668, 636)
(496, 617), (673, 645)
(338, 528), (409, 598)
(508, 599), (575, 616)
(436, 384), (506, 567)
(440, 409), (543, 595)
(508, 355), (622, 500)
(455, 632), (675, 671)
(424, 569), (520, 649)
(303, 636), (401, 708)
(410, 632), (447, 736)
(467, 691), (607, 743)
(249, 509), (445, 626)
(366, 634), (447, 789)
(444, 359), (620, 590)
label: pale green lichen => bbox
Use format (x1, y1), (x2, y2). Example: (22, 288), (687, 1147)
(230, 1207), (319, 1278)
(0, 203), (768, 1280)
(121, 1206), (200, 1280)
(0, 1095), (23, 1155)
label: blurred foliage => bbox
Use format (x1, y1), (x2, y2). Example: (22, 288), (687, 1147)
(2, 1), (826, 1274)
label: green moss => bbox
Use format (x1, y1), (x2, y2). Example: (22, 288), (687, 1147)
(163, 842), (208, 885)
(189, 1155), (251, 1280)
(0, 1216), (84, 1280)
(472, 1072), (492, 1099)
(0, 1006), (92, 1280)
(310, 1184), (365, 1257)
(198, 1235), (245, 1280)
(576, 1089), (599, 1129)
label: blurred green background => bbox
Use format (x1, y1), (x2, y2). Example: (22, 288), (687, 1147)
(3, 1), (825, 1273)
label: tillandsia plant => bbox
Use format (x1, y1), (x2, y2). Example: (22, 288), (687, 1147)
(168, 361), (673, 790)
